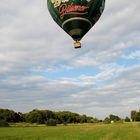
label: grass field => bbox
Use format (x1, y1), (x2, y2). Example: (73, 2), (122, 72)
(0, 123), (140, 140)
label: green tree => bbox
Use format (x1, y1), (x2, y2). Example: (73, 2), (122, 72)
(0, 109), (16, 122)
(125, 116), (130, 122)
(135, 112), (140, 121)
(88, 118), (99, 123)
(25, 110), (44, 124)
(25, 109), (56, 124)
(55, 111), (78, 124)
(80, 115), (88, 123)
(42, 110), (56, 121)
(46, 119), (57, 126)
(103, 117), (111, 124)
(109, 114), (120, 122)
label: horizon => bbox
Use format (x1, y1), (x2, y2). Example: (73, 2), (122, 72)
(0, 107), (135, 120)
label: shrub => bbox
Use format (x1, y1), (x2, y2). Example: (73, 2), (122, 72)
(0, 120), (9, 127)
(88, 118), (99, 123)
(115, 120), (124, 124)
(63, 122), (68, 126)
(103, 117), (111, 124)
(125, 117), (130, 122)
(46, 119), (57, 126)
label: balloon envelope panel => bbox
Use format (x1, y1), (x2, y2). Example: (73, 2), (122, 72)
(47, 0), (105, 41)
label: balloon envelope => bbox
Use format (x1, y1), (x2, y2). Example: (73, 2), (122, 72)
(47, 0), (105, 41)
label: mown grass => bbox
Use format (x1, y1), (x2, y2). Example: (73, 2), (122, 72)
(0, 123), (140, 140)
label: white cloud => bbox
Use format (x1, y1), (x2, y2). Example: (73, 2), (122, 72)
(122, 50), (140, 59)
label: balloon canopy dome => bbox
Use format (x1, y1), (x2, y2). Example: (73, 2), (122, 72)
(47, 0), (105, 48)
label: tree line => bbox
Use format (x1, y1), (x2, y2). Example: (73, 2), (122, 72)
(0, 109), (97, 125)
(1, 108), (140, 126)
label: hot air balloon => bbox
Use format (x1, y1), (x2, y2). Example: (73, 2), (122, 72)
(47, 0), (105, 48)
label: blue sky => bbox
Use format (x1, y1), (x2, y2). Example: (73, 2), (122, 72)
(0, 0), (140, 119)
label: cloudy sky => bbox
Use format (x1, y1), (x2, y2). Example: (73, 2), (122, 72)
(0, 0), (140, 119)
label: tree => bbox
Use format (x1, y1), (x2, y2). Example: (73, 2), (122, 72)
(0, 108), (96, 124)
(55, 111), (83, 124)
(42, 110), (56, 122)
(46, 119), (57, 126)
(135, 112), (140, 121)
(103, 117), (111, 124)
(88, 118), (99, 123)
(14, 112), (23, 122)
(79, 115), (88, 123)
(109, 114), (120, 122)
(125, 116), (130, 122)
(0, 109), (16, 122)
(25, 109), (56, 124)
(131, 110), (137, 122)
(25, 110), (44, 124)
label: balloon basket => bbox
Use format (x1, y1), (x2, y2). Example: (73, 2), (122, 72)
(74, 41), (81, 49)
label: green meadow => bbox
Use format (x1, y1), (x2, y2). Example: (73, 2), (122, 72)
(0, 123), (140, 140)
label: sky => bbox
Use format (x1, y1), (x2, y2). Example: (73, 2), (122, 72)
(0, 0), (140, 119)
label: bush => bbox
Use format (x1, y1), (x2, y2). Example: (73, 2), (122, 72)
(103, 117), (111, 124)
(0, 120), (9, 127)
(115, 120), (124, 124)
(46, 119), (57, 126)
(88, 118), (99, 123)
(125, 117), (130, 122)
(63, 122), (68, 126)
